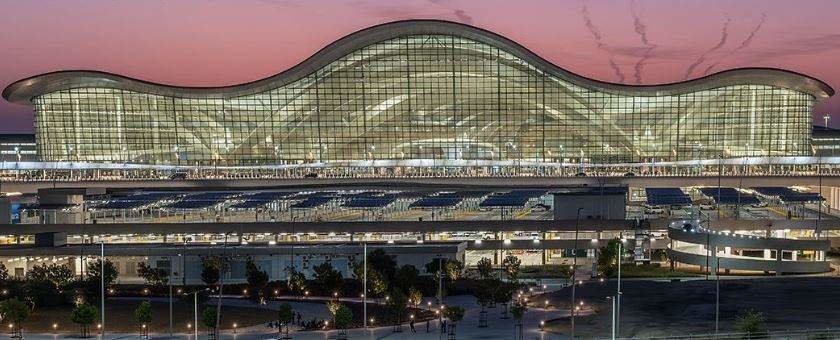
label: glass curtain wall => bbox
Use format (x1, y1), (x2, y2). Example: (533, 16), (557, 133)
(32, 35), (814, 167)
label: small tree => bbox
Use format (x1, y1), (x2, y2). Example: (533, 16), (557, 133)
(334, 304), (353, 338)
(312, 262), (343, 297)
(597, 238), (622, 277)
(394, 265), (419, 292)
(493, 281), (514, 319)
(368, 269), (389, 300)
(408, 287), (423, 308)
(86, 259), (118, 286)
(200, 256), (221, 287)
(367, 249), (397, 280)
(202, 308), (218, 340)
(0, 262), (9, 283)
(137, 262), (169, 287)
(511, 302), (528, 340)
(443, 306), (465, 338)
(475, 280), (494, 328)
(502, 255), (521, 282)
(424, 258), (446, 280)
(277, 303), (294, 339)
(134, 301), (152, 337)
(735, 309), (767, 336)
(476, 257), (493, 279)
(245, 257), (270, 303)
(71, 303), (98, 338)
(387, 288), (409, 330)
(26, 263), (74, 288)
(445, 259), (464, 281)
(286, 266), (307, 296)
(326, 300), (342, 322)
(0, 298), (30, 338)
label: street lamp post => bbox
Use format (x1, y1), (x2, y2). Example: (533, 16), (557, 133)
(195, 291), (199, 340)
(169, 255), (174, 338)
(570, 207), (583, 339)
(715, 258), (720, 335)
(100, 242), (105, 336)
(363, 242), (368, 329)
(608, 296), (616, 340)
(616, 238), (623, 336)
(437, 256), (444, 305)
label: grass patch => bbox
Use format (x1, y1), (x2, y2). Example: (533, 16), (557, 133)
(611, 263), (701, 278)
(519, 265), (573, 279)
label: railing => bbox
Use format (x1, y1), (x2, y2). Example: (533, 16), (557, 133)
(612, 328), (840, 339)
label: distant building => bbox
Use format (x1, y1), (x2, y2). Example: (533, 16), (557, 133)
(812, 125), (840, 157)
(0, 134), (36, 163)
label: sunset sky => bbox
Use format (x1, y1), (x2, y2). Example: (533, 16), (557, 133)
(2, 0), (839, 132)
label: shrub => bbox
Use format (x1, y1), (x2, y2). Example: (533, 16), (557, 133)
(476, 257), (493, 279)
(334, 305), (353, 330)
(735, 309), (767, 335)
(71, 303), (98, 338)
(0, 298), (30, 337)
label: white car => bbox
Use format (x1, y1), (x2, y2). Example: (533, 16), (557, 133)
(751, 202), (768, 208)
(699, 204), (716, 210)
(646, 207), (665, 214)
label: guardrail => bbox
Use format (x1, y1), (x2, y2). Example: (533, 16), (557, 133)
(611, 327), (840, 339)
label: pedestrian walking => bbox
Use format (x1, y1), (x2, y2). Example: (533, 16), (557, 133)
(426, 319), (430, 333)
(409, 319), (416, 333)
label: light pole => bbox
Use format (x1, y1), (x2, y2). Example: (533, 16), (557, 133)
(570, 207), (583, 339)
(363, 242), (367, 329)
(169, 255), (174, 338)
(608, 296), (615, 340)
(100, 242), (105, 337)
(616, 238), (623, 336)
(185, 288), (207, 340)
(824, 113), (831, 128)
(715, 257), (720, 335)
(195, 291), (199, 340)
(437, 256), (444, 305)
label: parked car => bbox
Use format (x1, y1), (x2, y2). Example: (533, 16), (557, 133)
(623, 172), (636, 177)
(304, 172), (319, 178)
(575, 172), (587, 177)
(169, 172), (188, 180)
(532, 203), (551, 212)
(699, 204), (716, 210)
(645, 207), (665, 214)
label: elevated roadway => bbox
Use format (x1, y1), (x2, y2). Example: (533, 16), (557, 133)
(3, 175), (840, 194)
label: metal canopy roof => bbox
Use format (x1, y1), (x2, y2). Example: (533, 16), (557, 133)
(3, 20), (834, 105)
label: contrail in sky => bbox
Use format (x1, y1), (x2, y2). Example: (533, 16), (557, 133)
(704, 13), (767, 75)
(581, 1), (626, 82)
(630, 0), (656, 84)
(684, 17), (731, 79)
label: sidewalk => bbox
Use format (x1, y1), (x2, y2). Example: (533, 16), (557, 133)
(20, 295), (571, 340)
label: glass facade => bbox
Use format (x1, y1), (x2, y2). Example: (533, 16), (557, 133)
(29, 34), (816, 168)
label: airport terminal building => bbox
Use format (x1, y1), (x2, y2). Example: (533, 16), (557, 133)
(0, 20), (838, 282)
(2, 20), (834, 174)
